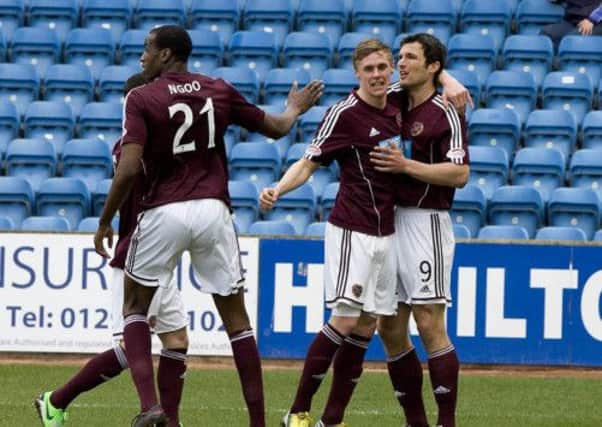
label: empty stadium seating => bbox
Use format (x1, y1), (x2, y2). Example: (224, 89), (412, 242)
(0, 176), (34, 227)
(21, 215), (71, 231)
(297, 0), (346, 47)
(569, 149), (602, 200)
(488, 185), (544, 238)
(64, 28), (114, 80)
(79, 102), (123, 146)
(10, 27), (59, 79)
(450, 184), (487, 238)
(351, 0), (401, 47)
(36, 177), (91, 230)
(23, 101), (74, 157)
(282, 32), (333, 80)
(81, 0), (131, 46)
(467, 145), (509, 200)
(62, 138), (113, 192)
(264, 182), (316, 234)
(263, 68), (311, 107)
(535, 226), (587, 242)
(511, 147), (565, 202)
(547, 187), (600, 240)
(6, 138), (57, 192)
(248, 219), (297, 236)
(229, 142), (281, 191)
(229, 179), (259, 233)
(477, 224), (529, 240)
(44, 64), (95, 118)
(228, 30), (278, 82)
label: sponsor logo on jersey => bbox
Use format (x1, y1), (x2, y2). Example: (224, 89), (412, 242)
(369, 127), (381, 137)
(420, 285), (430, 294)
(352, 284), (363, 298)
(378, 135), (401, 148)
(410, 121), (424, 136)
(305, 144), (322, 157)
(446, 147), (466, 162)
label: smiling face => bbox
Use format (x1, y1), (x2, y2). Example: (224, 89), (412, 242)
(397, 41), (441, 91)
(355, 50), (394, 102)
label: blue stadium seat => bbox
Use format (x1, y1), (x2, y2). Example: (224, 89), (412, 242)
(502, 35), (554, 89)
(228, 31), (278, 82)
(92, 178), (111, 216)
(406, 0), (456, 45)
(62, 139), (113, 192)
(229, 142), (281, 191)
(0, 100), (19, 157)
(82, 0), (131, 46)
(23, 101), (74, 157)
(28, 0), (78, 42)
(263, 68), (311, 107)
(211, 67), (260, 103)
(450, 184), (487, 238)
(558, 35), (602, 90)
(542, 71), (593, 126)
(593, 229), (602, 241)
(0, 32), (5, 61)
(118, 30), (146, 71)
(338, 32), (378, 70)
(6, 138), (57, 192)
(460, 0), (511, 51)
(247, 105), (294, 160)
(248, 219), (297, 235)
(570, 149), (602, 200)
(516, 0), (564, 35)
(0, 0), (24, 42)
(511, 147), (565, 203)
(0, 176), (34, 227)
(21, 215), (71, 231)
(187, 29), (223, 75)
(485, 70), (537, 125)
(446, 68), (481, 111)
(305, 221), (326, 237)
(535, 226), (588, 241)
(0, 63), (39, 117)
(452, 223), (471, 238)
(64, 28), (114, 81)
(243, 0), (293, 48)
(0, 216), (15, 230)
(547, 187), (600, 240)
(265, 182), (316, 235)
(286, 142), (338, 198)
(44, 64), (95, 118)
(134, 0), (186, 30)
(351, 0), (401, 47)
(298, 106), (328, 141)
(297, 0), (346, 47)
(228, 180), (259, 233)
(478, 224), (529, 240)
(447, 34), (497, 86)
(320, 68), (357, 106)
(190, 0), (239, 45)
(582, 111), (602, 150)
(77, 216), (118, 231)
(10, 27), (59, 79)
(468, 108), (521, 161)
(320, 181), (339, 221)
(488, 185), (544, 238)
(467, 145), (509, 200)
(36, 177), (91, 230)
(282, 32), (333, 80)
(79, 102), (123, 147)
(523, 109), (577, 161)
(98, 65), (137, 103)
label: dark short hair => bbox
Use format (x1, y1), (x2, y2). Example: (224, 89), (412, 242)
(150, 25), (192, 63)
(400, 33), (447, 83)
(123, 72), (148, 95)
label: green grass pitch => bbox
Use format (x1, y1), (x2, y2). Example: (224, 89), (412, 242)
(2, 362), (601, 426)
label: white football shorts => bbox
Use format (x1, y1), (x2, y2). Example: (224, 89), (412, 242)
(111, 268), (187, 342)
(395, 207), (454, 306)
(323, 222), (397, 316)
(125, 198), (245, 296)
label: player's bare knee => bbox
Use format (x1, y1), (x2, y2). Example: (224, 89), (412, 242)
(159, 327), (189, 350)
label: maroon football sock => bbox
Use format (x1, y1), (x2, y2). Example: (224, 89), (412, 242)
(230, 329), (265, 427)
(123, 315), (158, 412)
(158, 348), (187, 427)
(387, 347), (429, 427)
(50, 346), (127, 409)
(428, 345), (459, 427)
(321, 333), (370, 425)
(290, 323), (345, 413)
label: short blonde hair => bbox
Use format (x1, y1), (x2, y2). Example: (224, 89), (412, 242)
(352, 38), (394, 71)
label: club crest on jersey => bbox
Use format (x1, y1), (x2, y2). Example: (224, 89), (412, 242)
(446, 147), (466, 162)
(378, 135), (401, 148)
(352, 284), (363, 298)
(410, 122), (424, 136)
(305, 144), (322, 157)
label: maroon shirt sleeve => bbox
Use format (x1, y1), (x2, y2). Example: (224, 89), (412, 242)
(222, 80), (265, 133)
(438, 104), (470, 166)
(121, 88), (148, 147)
(303, 105), (349, 166)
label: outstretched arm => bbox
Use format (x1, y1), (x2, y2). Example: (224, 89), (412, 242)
(259, 81), (324, 139)
(259, 158), (320, 211)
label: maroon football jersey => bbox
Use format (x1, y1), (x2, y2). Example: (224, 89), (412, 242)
(121, 71), (265, 210)
(109, 139), (144, 269)
(304, 90), (400, 236)
(394, 91), (469, 209)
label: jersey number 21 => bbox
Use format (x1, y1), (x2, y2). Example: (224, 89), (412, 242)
(168, 97), (215, 155)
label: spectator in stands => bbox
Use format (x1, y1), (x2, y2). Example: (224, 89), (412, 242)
(371, 33), (469, 427)
(541, 0), (602, 46)
(35, 73), (191, 427)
